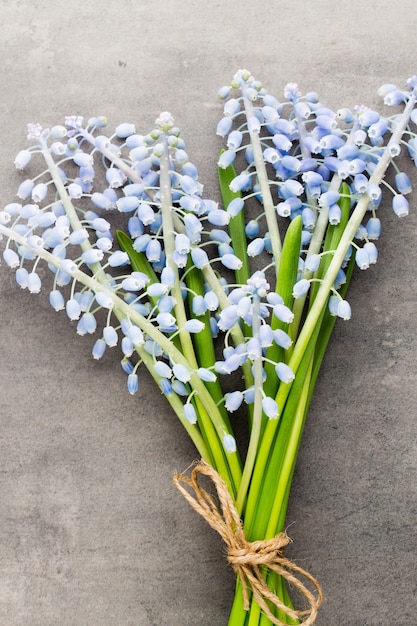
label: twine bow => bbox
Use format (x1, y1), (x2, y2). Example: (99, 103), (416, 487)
(173, 460), (323, 626)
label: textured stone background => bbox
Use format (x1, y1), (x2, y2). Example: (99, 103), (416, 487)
(0, 1), (416, 624)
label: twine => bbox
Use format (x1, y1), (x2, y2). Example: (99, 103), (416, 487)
(173, 460), (323, 626)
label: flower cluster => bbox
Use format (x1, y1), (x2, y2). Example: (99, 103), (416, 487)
(1, 70), (417, 626)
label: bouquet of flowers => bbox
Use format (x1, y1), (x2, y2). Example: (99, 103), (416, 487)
(1, 69), (416, 625)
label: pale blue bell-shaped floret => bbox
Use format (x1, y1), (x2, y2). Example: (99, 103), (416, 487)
(153, 296), (172, 316)
(262, 396), (279, 419)
(175, 233), (191, 255)
(3, 248), (20, 268)
(31, 183), (48, 203)
(394, 172), (412, 194)
(116, 196), (140, 213)
(160, 378), (172, 396)
(294, 101), (311, 120)
(218, 149), (236, 169)
(229, 172), (251, 193)
(267, 292), (284, 306)
(263, 147), (280, 164)
(133, 234), (152, 253)
(227, 197), (244, 217)
(95, 291), (115, 309)
(92, 217), (111, 232)
(247, 237), (265, 257)
(216, 117), (233, 137)
(328, 295), (339, 316)
(226, 130), (243, 151)
(76, 316), (88, 335)
(106, 168), (127, 189)
(184, 213), (203, 242)
(192, 295), (206, 316)
(272, 133), (292, 152)
(245, 220), (259, 238)
(147, 282), (169, 297)
(145, 239), (162, 262)
(183, 403), (197, 424)
(366, 184), (381, 202)
(81, 312), (97, 333)
(224, 98), (241, 117)
(14, 149), (32, 170)
(91, 192), (114, 210)
(92, 338), (106, 360)
(160, 266), (176, 286)
(336, 108), (354, 123)
(337, 299), (351, 320)
(217, 305), (239, 331)
(292, 278), (310, 299)
(353, 174), (368, 194)
(246, 337), (262, 360)
(204, 291), (219, 311)
(154, 360), (173, 379)
(304, 253), (321, 272)
(347, 158), (366, 175)
(27, 234), (45, 250)
(364, 242), (378, 264)
(79, 165), (95, 183)
(115, 122), (136, 138)
(281, 155), (301, 173)
(273, 329), (292, 350)
(27, 272), (42, 293)
(82, 248), (104, 264)
(121, 336), (134, 357)
(222, 434), (237, 453)
(273, 303), (294, 324)
(68, 182), (83, 199)
(333, 268), (347, 290)
(318, 190), (340, 208)
(258, 324), (273, 348)
(172, 363), (191, 383)
(302, 207), (316, 231)
(353, 129), (367, 147)
(328, 204), (341, 225)
(378, 83), (397, 97)
(127, 216), (143, 239)
(59, 259), (78, 276)
(137, 202), (155, 225)
(108, 251), (130, 267)
(218, 85), (232, 100)
(172, 250), (187, 268)
(355, 247), (370, 270)
(384, 90), (404, 106)
(103, 325), (118, 347)
(15, 267), (28, 288)
(207, 209), (230, 227)
(225, 391), (244, 413)
(280, 179), (304, 199)
(49, 289), (65, 311)
(366, 217), (381, 240)
(183, 319), (205, 333)
(127, 372), (139, 395)
(121, 358), (134, 374)
(197, 367), (217, 383)
(368, 119), (388, 139)
(275, 362), (295, 383)
(392, 194), (409, 217)
(66, 298), (81, 320)
(220, 253), (243, 271)
(69, 228), (89, 245)
(157, 312), (177, 333)
(73, 152), (94, 168)
(262, 105), (280, 124)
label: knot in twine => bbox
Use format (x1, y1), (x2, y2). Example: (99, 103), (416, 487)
(173, 460), (323, 626)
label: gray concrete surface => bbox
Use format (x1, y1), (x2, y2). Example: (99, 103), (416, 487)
(0, 1), (416, 624)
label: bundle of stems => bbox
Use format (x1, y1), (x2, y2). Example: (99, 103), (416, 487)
(1, 71), (416, 624)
